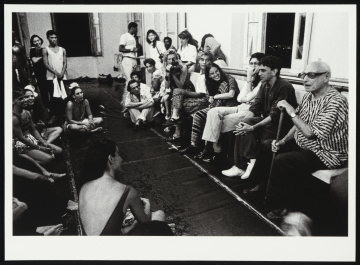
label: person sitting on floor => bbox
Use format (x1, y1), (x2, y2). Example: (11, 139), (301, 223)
(199, 52), (265, 164)
(179, 62), (239, 156)
(241, 61), (348, 220)
(13, 89), (62, 165)
(64, 83), (103, 133)
(124, 79), (155, 130)
(221, 55), (297, 179)
(23, 85), (63, 144)
(79, 139), (167, 236)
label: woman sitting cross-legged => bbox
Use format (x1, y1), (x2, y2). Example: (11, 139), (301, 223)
(79, 139), (170, 236)
(64, 83), (103, 133)
(179, 63), (239, 158)
(199, 52), (265, 165)
(13, 89), (62, 165)
(23, 85), (63, 144)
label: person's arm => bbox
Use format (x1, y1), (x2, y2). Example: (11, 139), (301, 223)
(248, 85), (264, 117)
(171, 65), (188, 89)
(13, 116), (47, 152)
(28, 117), (47, 146)
(214, 90), (235, 100)
(271, 125), (296, 152)
(30, 48), (42, 64)
(42, 48), (61, 78)
(128, 188), (151, 223)
(59, 48), (67, 80)
(119, 45), (137, 53)
(84, 100), (95, 127)
(234, 116), (272, 136)
(206, 37), (221, 55)
(137, 101), (154, 109)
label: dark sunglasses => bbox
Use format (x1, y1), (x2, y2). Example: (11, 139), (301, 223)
(298, 72), (327, 79)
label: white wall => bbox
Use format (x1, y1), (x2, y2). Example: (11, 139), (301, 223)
(26, 12), (129, 79)
(308, 13), (348, 79)
(27, 13), (52, 47)
(187, 12), (232, 65)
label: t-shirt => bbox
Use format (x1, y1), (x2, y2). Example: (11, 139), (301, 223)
(178, 44), (197, 63)
(124, 85), (154, 106)
(294, 87), (348, 169)
(119, 32), (137, 58)
(195, 73), (208, 94)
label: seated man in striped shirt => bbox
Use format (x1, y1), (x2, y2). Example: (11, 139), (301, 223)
(243, 61), (348, 220)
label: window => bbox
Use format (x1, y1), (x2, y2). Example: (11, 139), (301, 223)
(265, 13), (295, 69)
(244, 12), (313, 73)
(51, 13), (102, 57)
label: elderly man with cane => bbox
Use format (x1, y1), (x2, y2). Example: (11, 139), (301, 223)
(242, 61), (348, 220)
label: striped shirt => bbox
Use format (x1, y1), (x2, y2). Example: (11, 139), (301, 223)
(295, 87), (348, 168)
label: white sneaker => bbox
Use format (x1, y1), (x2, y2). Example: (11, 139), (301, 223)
(222, 166), (245, 177)
(241, 160), (256, 179)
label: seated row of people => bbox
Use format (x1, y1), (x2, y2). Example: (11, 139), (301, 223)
(130, 50), (348, 221)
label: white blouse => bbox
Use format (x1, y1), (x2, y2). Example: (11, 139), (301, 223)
(178, 44), (197, 63)
(148, 41), (166, 70)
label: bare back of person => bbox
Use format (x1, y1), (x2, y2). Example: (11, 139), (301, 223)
(79, 177), (131, 235)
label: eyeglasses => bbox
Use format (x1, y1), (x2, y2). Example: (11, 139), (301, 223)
(298, 72), (327, 79)
(249, 62), (259, 66)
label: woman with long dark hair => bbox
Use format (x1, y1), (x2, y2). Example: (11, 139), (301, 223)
(146, 29), (166, 70)
(79, 139), (168, 235)
(29, 35), (48, 106)
(178, 30), (198, 73)
(199, 52), (266, 165)
(179, 63), (239, 156)
(63, 83), (103, 133)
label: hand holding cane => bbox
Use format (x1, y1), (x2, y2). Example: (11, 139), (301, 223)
(265, 108), (285, 200)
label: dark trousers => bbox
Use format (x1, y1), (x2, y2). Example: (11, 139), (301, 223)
(46, 80), (65, 117)
(234, 117), (281, 169)
(251, 139), (327, 210)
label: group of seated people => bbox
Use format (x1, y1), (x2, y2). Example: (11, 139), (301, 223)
(124, 38), (348, 221)
(12, 24), (348, 235)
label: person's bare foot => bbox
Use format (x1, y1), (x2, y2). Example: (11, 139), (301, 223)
(44, 172), (66, 180)
(44, 224), (64, 236)
(91, 127), (103, 133)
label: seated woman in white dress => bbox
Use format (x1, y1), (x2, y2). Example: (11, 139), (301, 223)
(177, 30), (198, 73)
(64, 83), (103, 133)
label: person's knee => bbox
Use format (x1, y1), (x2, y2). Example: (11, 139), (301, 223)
(261, 139), (274, 151)
(151, 210), (165, 222)
(55, 126), (63, 135)
(39, 154), (53, 164)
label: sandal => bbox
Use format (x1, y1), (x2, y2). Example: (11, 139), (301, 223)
(163, 118), (182, 127)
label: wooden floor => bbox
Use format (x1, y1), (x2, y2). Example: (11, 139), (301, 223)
(63, 79), (345, 236)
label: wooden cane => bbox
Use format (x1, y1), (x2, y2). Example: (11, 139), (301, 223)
(265, 108), (285, 200)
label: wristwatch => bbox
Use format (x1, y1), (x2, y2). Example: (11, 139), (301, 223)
(290, 113), (297, 118)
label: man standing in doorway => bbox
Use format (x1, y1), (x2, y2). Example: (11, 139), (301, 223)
(42, 30), (67, 125)
(119, 22), (138, 82)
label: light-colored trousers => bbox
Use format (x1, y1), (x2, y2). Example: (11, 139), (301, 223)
(129, 107), (154, 124)
(202, 104), (251, 143)
(122, 57), (137, 82)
